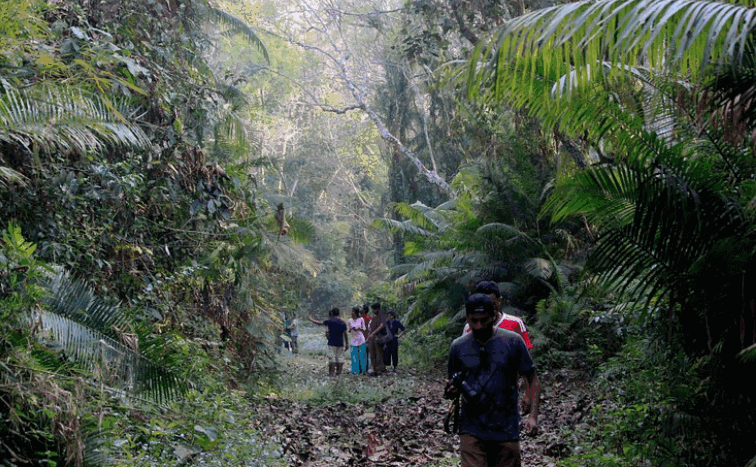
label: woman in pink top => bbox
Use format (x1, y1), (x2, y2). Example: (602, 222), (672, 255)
(349, 306), (368, 374)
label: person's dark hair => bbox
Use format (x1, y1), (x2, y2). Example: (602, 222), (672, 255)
(361, 306), (369, 315)
(329, 307), (340, 316)
(387, 310), (396, 318)
(352, 306), (361, 316)
(474, 280), (501, 298)
(371, 302), (381, 311)
(465, 293), (495, 316)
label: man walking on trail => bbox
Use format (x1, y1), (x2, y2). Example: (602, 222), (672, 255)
(446, 294), (540, 467)
(462, 281), (535, 413)
(308, 308), (348, 376)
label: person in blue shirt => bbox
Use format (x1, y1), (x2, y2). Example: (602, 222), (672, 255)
(445, 294), (540, 467)
(308, 308), (348, 376)
(383, 310), (406, 372)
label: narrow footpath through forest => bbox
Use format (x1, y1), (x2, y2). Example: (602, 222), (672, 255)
(247, 325), (595, 467)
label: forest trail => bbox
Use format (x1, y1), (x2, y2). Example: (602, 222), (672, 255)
(248, 326), (595, 466)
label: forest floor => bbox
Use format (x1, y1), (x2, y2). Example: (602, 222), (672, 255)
(247, 326), (597, 467)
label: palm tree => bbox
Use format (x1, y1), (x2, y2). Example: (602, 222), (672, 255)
(468, 0), (756, 350)
(375, 188), (561, 325)
(466, 0), (756, 464)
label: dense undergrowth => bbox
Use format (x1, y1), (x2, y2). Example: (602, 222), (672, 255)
(531, 294), (756, 467)
(0, 226), (280, 465)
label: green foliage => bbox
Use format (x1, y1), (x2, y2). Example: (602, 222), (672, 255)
(41, 270), (185, 404)
(470, 0), (756, 111)
(0, 0), (48, 59)
(400, 324), (455, 373)
(0, 224), (201, 466)
(0, 221), (48, 319)
(0, 225), (81, 466)
(378, 182), (565, 327)
(468, 0), (756, 357)
(276, 363), (417, 406)
(558, 331), (745, 467)
(80, 386), (285, 467)
(534, 289), (589, 351)
(0, 0), (299, 462)
(0, 85), (150, 157)
(465, 3), (756, 464)
(207, 5), (270, 64)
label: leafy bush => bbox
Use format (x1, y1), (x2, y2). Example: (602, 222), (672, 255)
(559, 328), (754, 467)
(83, 387), (285, 467)
(531, 286), (630, 372)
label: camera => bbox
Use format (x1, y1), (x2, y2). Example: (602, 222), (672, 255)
(449, 371), (487, 405)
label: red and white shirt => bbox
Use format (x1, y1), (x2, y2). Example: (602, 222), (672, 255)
(462, 313), (533, 349)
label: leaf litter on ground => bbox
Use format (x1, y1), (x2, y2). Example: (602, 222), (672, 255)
(248, 344), (596, 467)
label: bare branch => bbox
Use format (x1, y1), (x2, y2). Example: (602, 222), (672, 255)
(451, 0), (479, 46)
(284, 0), (456, 197)
(404, 66), (438, 174)
(313, 103), (364, 114)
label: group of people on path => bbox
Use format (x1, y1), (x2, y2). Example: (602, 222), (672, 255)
(307, 302), (405, 377)
(287, 279), (537, 467)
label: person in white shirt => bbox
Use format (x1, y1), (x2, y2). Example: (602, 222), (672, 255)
(348, 306), (368, 374)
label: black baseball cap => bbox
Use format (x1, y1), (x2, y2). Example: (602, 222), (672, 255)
(465, 293), (495, 315)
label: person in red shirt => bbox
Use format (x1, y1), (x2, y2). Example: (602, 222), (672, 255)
(461, 282), (532, 349)
(360, 305), (371, 341)
(462, 281), (535, 413)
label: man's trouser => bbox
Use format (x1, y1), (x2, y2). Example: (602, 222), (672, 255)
(383, 339), (399, 367)
(459, 435), (521, 467)
(368, 338), (386, 374)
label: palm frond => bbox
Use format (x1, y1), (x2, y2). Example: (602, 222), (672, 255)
(542, 163), (640, 226)
(524, 257), (554, 281)
(286, 217), (316, 243)
(0, 85), (150, 156)
(39, 271), (184, 403)
(372, 217), (434, 237)
(705, 44), (756, 142)
(473, 0), (756, 103)
(0, 165), (28, 187)
(393, 201), (452, 232)
(477, 222), (538, 244)
(581, 161), (749, 305)
(207, 6), (270, 64)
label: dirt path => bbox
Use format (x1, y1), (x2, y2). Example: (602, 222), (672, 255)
(249, 328), (594, 466)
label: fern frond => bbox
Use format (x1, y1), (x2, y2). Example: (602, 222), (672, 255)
(0, 165), (28, 187)
(737, 343), (756, 363)
(476, 0), (756, 102)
